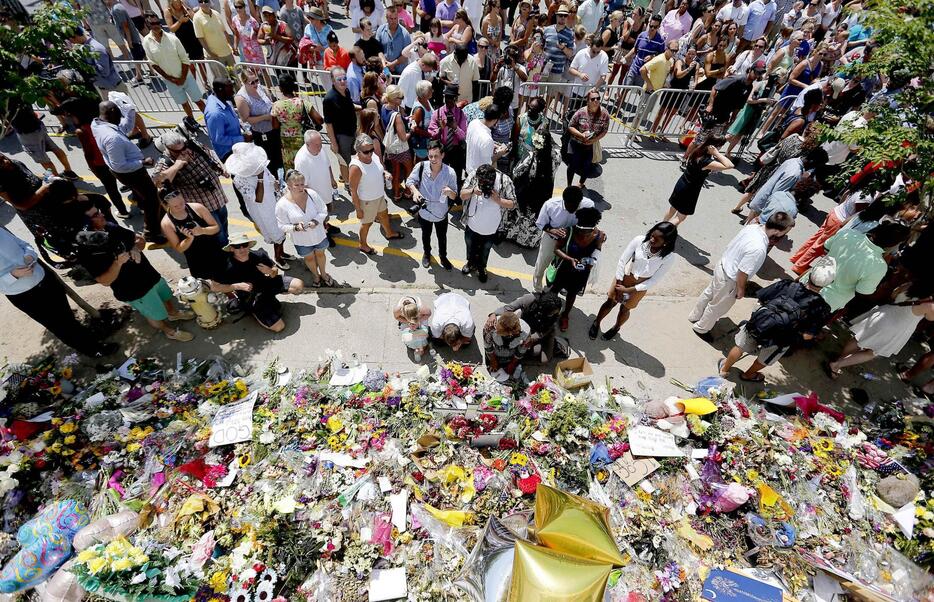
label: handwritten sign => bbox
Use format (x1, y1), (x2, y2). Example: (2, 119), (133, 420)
(611, 452), (661, 486)
(208, 392), (256, 448)
(628, 426), (684, 457)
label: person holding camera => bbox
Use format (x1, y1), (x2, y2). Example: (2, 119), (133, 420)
(407, 141), (458, 270)
(77, 201), (196, 342)
(159, 188), (226, 281)
(459, 163), (516, 283)
(490, 46), (528, 110)
(547, 206), (605, 332)
(153, 130), (231, 246)
(276, 169), (335, 287)
(428, 84), (468, 184)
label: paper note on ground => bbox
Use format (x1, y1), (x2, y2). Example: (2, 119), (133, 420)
(629, 426), (683, 457)
(611, 452), (661, 486)
(208, 392), (257, 448)
(368, 567), (407, 601)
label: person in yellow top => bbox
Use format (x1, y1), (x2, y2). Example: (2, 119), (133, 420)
(193, 0), (235, 72)
(141, 11), (205, 130)
(640, 39), (679, 92)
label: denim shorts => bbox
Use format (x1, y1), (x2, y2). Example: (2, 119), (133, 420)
(294, 238), (329, 256)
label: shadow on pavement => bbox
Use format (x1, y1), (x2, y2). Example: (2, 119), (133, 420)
(674, 236), (713, 276)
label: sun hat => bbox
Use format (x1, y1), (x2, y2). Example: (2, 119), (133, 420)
(224, 142), (269, 178)
(223, 232), (257, 252)
(261, 4), (275, 13)
(305, 6), (326, 20)
(556, 4), (570, 14)
(831, 77), (846, 99)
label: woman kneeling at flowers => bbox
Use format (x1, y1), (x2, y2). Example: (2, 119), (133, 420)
(483, 311), (530, 379)
(393, 296), (433, 361)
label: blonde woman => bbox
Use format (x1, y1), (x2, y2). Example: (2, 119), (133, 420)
(393, 295), (433, 361)
(276, 170), (336, 287)
(381, 85), (412, 201)
(444, 9), (475, 53)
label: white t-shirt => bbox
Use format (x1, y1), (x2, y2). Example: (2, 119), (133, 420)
(429, 292), (475, 338)
(465, 119), (494, 175)
(275, 190), (328, 247)
(293, 145), (335, 203)
(350, 154), (385, 201)
(717, 3), (749, 25)
(465, 192), (504, 235)
(720, 224), (769, 280)
(398, 61), (423, 110)
(833, 190), (870, 222)
(821, 1), (843, 28)
(821, 111), (865, 165)
(569, 48), (609, 96)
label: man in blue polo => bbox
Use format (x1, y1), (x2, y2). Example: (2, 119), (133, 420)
(622, 13), (664, 88)
(204, 78), (244, 162)
(377, 4), (412, 75)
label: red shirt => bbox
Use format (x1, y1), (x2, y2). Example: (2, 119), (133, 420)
(324, 46), (351, 70)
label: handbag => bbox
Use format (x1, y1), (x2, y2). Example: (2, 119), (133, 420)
(545, 227), (574, 285)
(382, 112), (410, 155)
(299, 100), (321, 132)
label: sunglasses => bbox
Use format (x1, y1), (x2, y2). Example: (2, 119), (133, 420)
(198, 0), (210, 4)
(235, 3), (245, 7)
(360, 148), (374, 154)
(247, 79), (259, 85)
(335, 75), (347, 81)
(230, 243), (250, 249)
(755, 44), (766, 48)
(147, 20), (162, 25)
(588, 97), (600, 102)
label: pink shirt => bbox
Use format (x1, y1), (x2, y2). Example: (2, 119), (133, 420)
(660, 9), (692, 42)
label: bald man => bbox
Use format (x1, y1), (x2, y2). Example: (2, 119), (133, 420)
(294, 130), (340, 245)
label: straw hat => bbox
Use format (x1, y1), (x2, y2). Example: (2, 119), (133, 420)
(224, 142), (269, 178)
(305, 6), (326, 20)
(556, 4), (570, 14)
(223, 232), (257, 252)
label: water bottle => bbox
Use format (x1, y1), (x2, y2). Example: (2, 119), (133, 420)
(42, 169), (54, 183)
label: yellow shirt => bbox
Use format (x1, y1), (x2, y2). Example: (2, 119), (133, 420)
(142, 31), (190, 78)
(643, 53), (673, 91)
(193, 9), (232, 58)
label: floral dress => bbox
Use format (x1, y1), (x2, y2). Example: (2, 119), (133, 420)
(523, 52), (545, 97)
(231, 15), (265, 64)
(271, 97), (311, 170)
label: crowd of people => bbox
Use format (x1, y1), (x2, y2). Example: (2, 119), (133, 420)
(1, 0), (932, 392)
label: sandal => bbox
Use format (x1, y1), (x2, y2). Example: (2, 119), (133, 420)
(824, 362), (842, 380)
(588, 322), (599, 340)
(321, 276), (338, 288)
(385, 233), (404, 240)
(740, 372), (764, 383)
(360, 246), (377, 255)
(308, 278), (322, 288)
(601, 327), (619, 341)
(717, 358), (728, 377)
(730, 208), (744, 216)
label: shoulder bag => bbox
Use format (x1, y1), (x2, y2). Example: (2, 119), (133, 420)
(545, 226), (574, 285)
(383, 112), (410, 155)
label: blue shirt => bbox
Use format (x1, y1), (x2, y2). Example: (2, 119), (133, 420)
(255, 0), (280, 11)
(742, 0), (777, 41)
(85, 37), (121, 89)
(346, 62), (364, 103)
(0, 228), (44, 296)
(91, 118), (143, 173)
(543, 25), (574, 74)
(303, 22), (333, 47)
(204, 94), (244, 160)
(627, 31), (665, 76)
(375, 23), (411, 74)
(406, 161), (458, 222)
(755, 191), (798, 224)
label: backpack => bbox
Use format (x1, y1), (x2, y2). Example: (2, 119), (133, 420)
(745, 296), (804, 348)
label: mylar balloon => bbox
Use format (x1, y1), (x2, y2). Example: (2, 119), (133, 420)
(534, 485), (626, 566)
(507, 539), (612, 602)
(454, 517), (523, 602)
(0, 499), (90, 593)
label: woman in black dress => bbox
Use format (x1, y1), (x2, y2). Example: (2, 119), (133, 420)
(159, 189), (228, 280)
(663, 137), (732, 226)
(548, 207), (606, 332)
(166, 0), (208, 84)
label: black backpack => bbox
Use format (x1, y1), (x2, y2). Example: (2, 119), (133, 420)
(745, 296), (804, 348)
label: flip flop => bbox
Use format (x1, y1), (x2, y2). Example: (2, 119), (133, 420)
(385, 233), (404, 240)
(360, 246), (377, 255)
(322, 276), (338, 288)
(730, 208), (744, 216)
(601, 327), (619, 341)
(824, 362), (841, 380)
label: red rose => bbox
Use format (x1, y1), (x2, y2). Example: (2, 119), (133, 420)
(517, 474), (541, 495)
(492, 459), (506, 471)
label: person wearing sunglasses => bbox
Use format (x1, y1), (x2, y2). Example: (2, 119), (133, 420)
(192, 0), (236, 74)
(349, 134), (402, 255)
(158, 187), (226, 281)
(621, 13), (663, 88)
(141, 10), (205, 132)
(565, 90), (608, 189)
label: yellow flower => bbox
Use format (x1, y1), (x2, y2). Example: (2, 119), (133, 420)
(64, 436), (76, 445)
(51, 418), (63, 426)
(61, 368), (73, 379)
(327, 415), (344, 433)
(237, 454), (252, 468)
(441, 465), (466, 485)
(49, 442), (63, 454)
(132, 554), (148, 565)
(209, 571), (229, 593)
(59, 422), (76, 434)
(50, 385), (62, 395)
(745, 470), (760, 482)
(111, 558), (134, 571)
(77, 549), (99, 563)
(509, 452), (529, 467)
(87, 558), (108, 574)
(126, 443), (142, 453)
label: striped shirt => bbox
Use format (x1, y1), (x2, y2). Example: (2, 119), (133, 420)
(543, 25), (574, 74)
(627, 31), (665, 77)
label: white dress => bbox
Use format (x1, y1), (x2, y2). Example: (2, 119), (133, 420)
(851, 303), (923, 358)
(234, 168), (285, 245)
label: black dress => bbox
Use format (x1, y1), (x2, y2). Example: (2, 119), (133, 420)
(668, 154), (714, 216)
(169, 10), (205, 60)
(550, 228), (603, 296)
(167, 205), (227, 279)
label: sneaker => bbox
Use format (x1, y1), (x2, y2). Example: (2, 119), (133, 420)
(183, 116), (200, 131)
(168, 309), (196, 322)
(440, 257), (453, 270)
(461, 263), (474, 275)
(164, 328), (194, 342)
(477, 269), (488, 283)
(421, 255), (431, 268)
(60, 170), (81, 181)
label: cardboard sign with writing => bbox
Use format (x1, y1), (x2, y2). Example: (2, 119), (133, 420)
(208, 392), (256, 448)
(611, 452), (661, 486)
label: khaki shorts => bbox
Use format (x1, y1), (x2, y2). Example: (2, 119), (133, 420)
(607, 274), (647, 309)
(360, 196), (388, 224)
(16, 127), (55, 163)
(734, 325), (787, 366)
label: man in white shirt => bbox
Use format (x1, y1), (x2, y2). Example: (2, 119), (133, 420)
(568, 35), (610, 107)
(739, 0), (777, 52)
(294, 130), (339, 245)
(398, 53), (439, 112)
(465, 105), (508, 175)
(717, 0), (749, 32)
(688, 212), (794, 336)
(459, 164), (516, 283)
(532, 186), (593, 291)
(429, 291), (475, 351)
(577, 0), (605, 34)
(439, 45), (480, 103)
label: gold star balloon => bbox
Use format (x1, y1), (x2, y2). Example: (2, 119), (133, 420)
(507, 540), (613, 602)
(534, 484), (626, 566)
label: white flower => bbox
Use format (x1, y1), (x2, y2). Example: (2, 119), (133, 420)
(131, 571), (147, 585)
(259, 431), (275, 445)
(164, 566), (181, 589)
(162, 546), (182, 561)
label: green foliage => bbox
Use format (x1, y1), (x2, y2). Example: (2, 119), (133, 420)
(829, 0), (934, 199)
(0, 3), (96, 122)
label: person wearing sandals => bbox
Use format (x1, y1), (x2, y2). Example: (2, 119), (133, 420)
(547, 207), (605, 332)
(393, 295), (433, 361)
(224, 142), (296, 268)
(718, 260), (835, 383)
(210, 232), (306, 333)
(589, 222), (678, 341)
(276, 169), (337, 288)
(349, 134), (403, 255)
(380, 85), (413, 202)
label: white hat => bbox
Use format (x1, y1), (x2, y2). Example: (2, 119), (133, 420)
(810, 257), (837, 287)
(224, 142), (269, 177)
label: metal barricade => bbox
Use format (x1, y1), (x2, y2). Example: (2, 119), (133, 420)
(111, 59), (227, 117)
(233, 62), (333, 116)
(630, 88), (711, 147)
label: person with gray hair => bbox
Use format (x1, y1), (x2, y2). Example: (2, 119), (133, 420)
(294, 129), (340, 246)
(719, 261), (836, 382)
(323, 66), (359, 184)
(410, 80), (435, 162)
(349, 134), (402, 255)
(153, 129), (231, 246)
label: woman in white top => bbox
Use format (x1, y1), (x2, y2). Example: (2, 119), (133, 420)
(790, 189), (871, 275)
(224, 142), (293, 269)
(589, 222), (678, 340)
(348, 134), (402, 255)
(276, 169), (334, 287)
